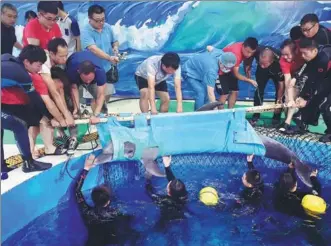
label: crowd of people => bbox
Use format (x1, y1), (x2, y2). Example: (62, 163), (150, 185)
(1, 2), (330, 245)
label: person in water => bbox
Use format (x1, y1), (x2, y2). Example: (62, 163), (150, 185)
(240, 154), (264, 205)
(273, 162), (326, 245)
(145, 156), (188, 228)
(75, 154), (139, 246)
(231, 154), (264, 216)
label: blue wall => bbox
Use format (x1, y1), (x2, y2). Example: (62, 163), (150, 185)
(9, 1), (331, 100)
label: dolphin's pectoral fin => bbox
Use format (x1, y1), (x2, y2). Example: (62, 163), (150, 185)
(141, 147), (165, 177)
(196, 102), (223, 111)
(293, 157), (313, 188)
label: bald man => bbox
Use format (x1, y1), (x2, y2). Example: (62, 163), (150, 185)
(250, 46), (285, 126)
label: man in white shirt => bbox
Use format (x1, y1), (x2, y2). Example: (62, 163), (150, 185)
(56, 1), (81, 56)
(135, 52), (183, 114)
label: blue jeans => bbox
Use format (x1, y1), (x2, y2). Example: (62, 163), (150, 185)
(186, 77), (209, 110)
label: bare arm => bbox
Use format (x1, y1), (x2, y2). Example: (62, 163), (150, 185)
(26, 38), (40, 46)
(71, 84), (80, 114)
(284, 73), (296, 104)
(14, 42), (23, 50)
(207, 85), (216, 103)
(112, 41), (119, 55)
(174, 77), (183, 113)
(87, 44), (117, 63)
(40, 94), (66, 123)
(147, 77), (157, 114)
(75, 36), (81, 52)
(244, 57), (254, 79)
(41, 74), (73, 121)
(94, 84), (106, 115)
(232, 67), (257, 87)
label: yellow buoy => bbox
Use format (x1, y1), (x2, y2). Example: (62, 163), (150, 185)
(199, 187), (219, 206)
(301, 194), (327, 215)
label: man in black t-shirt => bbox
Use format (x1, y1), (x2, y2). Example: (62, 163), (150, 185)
(300, 13), (331, 45)
(249, 46), (284, 126)
(1, 3), (22, 55)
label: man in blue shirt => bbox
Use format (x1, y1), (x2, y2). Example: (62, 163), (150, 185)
(182, 49), (237, 110)
(66, 51), (107, 124)
(81, 4), (119, 104)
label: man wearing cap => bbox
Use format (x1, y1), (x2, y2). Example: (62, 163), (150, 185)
(208, 37), (259, 109)
(66, 50), (107, 124)
(182, 49), (237, 110)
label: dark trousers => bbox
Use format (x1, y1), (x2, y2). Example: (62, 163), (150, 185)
(253, 63), (284, 119)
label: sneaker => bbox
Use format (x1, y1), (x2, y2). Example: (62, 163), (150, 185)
(285, 124), (308, 135)
(67, 138), (79, 156)
(54, 135), (70, 149)
(319, 134), (331, 143)
(278, 123), (291, 133)
(22, 159), (52, 173)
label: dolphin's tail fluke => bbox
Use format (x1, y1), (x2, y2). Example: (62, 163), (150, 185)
(292, 156), (313, 188)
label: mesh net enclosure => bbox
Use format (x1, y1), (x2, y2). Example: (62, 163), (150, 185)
(97, 125), (331, 188)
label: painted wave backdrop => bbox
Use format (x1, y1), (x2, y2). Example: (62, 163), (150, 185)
(10, 1), (331, 100)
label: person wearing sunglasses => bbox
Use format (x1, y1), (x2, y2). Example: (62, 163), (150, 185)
(22, 1), (62, 50)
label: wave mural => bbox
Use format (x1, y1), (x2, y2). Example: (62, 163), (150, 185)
(10, 1), (331, 100)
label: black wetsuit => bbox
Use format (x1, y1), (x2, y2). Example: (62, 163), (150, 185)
(233, 160), (264, 215)
(273, 167), (321, 218)
(273, 168), (326, 245)
(296, 45), (331, 133)
(145, 166), (187, 227)
(251, 46), (284, 121)
(75, 169), (138, 246)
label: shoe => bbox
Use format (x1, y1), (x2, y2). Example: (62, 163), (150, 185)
(54, 135), (70, 149)
(284, 124), (308, 135)
(67, 138), (79, 156)
(278, 123), (291, 133)
(1, 172), (8, 180)
(22, 159), (52, 173)
(319, 134), (331, 143)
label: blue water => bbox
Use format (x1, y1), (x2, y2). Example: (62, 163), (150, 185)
(10, 1), (331, 100)
(4, 154), (331, 246)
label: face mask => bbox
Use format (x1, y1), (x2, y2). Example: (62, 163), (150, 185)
(220, 65), (231, 73)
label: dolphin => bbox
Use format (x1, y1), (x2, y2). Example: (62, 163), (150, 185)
(259, 135), (312, 187)
(94, 142), (166, 177)
(196, 101), (223, 111)
(95, 102), (313, 185)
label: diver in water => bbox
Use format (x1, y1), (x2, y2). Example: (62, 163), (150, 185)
(74, 154), (139, 246)
(145, 156), (189, 228)
(231, 154), (264, 216)
(240, 154), (264, 205)
(273, 162), (321, 217)
(273, 162), (326, 245)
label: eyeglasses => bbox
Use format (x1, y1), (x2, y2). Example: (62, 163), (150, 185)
(91, 18), (105, 24)
(40, 13), (58, 22)
(301, 23), (316, 33)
